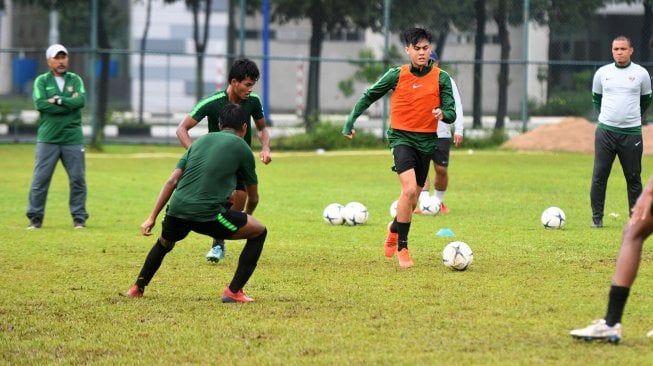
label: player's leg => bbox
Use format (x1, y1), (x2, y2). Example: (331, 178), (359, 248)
(60, 144), (89, 228)
(198, 209), (266, 302)
(590, 128), (617, 228)
(616, 134), (643, 216)
(570, 202), (653, 342)
(433, 137), (451, 213)
(126, 215), (190, 297)
(26, 142), (60, 228)
(206, 185), (248, 263)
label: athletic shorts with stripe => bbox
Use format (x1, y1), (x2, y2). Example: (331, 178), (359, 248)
(160, 210), (248, 243)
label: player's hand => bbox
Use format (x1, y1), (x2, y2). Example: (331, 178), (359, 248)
(259, 149), (272, 165)
(343, 129), (356, 140)
(432, 108), (443, 121)
(453, 134), (464, 147)
(141, 218), (155, 236)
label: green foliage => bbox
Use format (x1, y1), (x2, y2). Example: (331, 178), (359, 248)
(531, 92), (593, 117)
(3, 145), (653, 364)
(272, 122), (386, 151)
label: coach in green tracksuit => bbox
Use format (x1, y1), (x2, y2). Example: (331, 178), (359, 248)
(26, 44), (88, 229)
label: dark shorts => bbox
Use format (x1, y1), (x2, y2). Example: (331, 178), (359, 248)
(432, 137), (451, 167)
(160, 210), (248, 243)
(392, 144), (432, 188)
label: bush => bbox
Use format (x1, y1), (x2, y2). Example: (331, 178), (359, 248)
(530, 91), (592, 117)
(270, 122), (386, 151)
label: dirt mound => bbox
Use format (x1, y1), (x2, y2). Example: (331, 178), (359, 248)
(501, 117), (653, 154)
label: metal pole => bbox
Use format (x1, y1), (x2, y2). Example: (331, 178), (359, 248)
(239, 0), (245, 56)
(89, 0), (98, 144)
(521, 0), (529, 132)
(382, 0), (390, 142)
(262, 0), (270, 123)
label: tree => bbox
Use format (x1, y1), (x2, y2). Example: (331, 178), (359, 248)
(164, 0), (213, 102)
(265, 0), (379, 132)
(136, 0), (153, 125)
(472, 0), (486, 129)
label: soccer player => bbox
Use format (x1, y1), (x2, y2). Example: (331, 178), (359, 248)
(589, 35), (652, 228)
(570, 173), (653, 343)
(418, 51), (464, 214)
(126, 104), (267, 303)
(342, 27), (456, 268)
(176, 58), (271, 263)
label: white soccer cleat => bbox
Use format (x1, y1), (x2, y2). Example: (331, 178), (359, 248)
(570, 319), (622, 344)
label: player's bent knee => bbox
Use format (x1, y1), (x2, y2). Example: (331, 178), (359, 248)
(159, 237), (176, 251)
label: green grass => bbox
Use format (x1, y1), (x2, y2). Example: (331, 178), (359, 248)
(2, 144), (653, 365)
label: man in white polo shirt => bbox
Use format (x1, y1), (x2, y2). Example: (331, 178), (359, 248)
(590, 35), (652, 228)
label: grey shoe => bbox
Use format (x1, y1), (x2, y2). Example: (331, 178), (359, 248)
(73, 219), (86, 229)
(591, 219), (603, 228)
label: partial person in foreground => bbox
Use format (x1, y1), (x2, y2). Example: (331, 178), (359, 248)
(176, 58), (271, 263)
(27, 43), (88, 230)
(590, 35), (652, 228)
(570, 173), (653, 343)
(342, 27), (456, 268)
(127, 104), (267, 303)
(418, 51), (464, 214)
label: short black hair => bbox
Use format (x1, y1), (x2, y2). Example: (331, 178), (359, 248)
(402, 27), (432, 47)
(228, 58), (260, 83)
(219, 103), (247, 130)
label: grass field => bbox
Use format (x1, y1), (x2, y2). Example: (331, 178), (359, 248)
(2, 143), (653, 365)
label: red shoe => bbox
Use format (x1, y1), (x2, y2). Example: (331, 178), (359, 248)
(222, 285), (254, 303)
(126, 285), (143, 298)
(397, 248), (414, 268)
(440, 202), (449, 214)
(384, 222), (398, 257)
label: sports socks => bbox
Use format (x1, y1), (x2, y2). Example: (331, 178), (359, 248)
(604, 285), (630, 326)
(135, 239), (172, 291)
(396, 222), (411, 251)
(229, 228), (267, 293)
(434, 190), (445, 202)
(419, 190), (430, 203)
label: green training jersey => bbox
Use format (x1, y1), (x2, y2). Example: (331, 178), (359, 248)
(32, 71), (86, 144)
(167, 131), (258, 221)
(189, 90), (264, 146)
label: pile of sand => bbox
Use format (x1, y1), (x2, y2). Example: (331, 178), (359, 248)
(501, 117), (653, 155)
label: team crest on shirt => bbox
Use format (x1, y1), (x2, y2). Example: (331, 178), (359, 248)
(628, 76), (636, 82)
(67, 86), (74, 92)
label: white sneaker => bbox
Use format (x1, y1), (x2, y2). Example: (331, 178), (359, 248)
(570, 319), (622, 343)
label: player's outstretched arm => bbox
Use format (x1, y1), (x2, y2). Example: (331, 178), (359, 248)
(141, 168), (182, 236)
(176, 115), (199, 149)
(254, 117), (272, 164)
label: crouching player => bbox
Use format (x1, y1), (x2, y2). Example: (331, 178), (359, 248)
(125, 103), (267, 303)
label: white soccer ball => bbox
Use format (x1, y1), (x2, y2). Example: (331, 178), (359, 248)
(442, 241), (474, 271)
(389, 200), (398, 218)
(322, 203), (345, 225)
(419, 196), (441, 216)
(541, 206), (566, 229)
(343, 201), (369, 226)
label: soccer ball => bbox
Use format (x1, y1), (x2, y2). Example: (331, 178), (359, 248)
(442, 241), (474, 271)
(419, 196), (442, 216)
(389, 200), (398, 218)
(541, 206), (566, 229)
(322, 203), (345, 225)
(343, 201), (369, 226)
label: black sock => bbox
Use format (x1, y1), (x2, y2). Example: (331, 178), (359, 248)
(605, 285), (630, 326)
(135, 239), (172, 290)
(396, 222), (411, 251)
(229, 228), (267, 292)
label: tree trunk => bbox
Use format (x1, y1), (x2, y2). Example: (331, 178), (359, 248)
(472, 0), (486, 129)
(138, 0), (152, 125)
(304, 1), (325, 133)
(494, 0), (509, 131)
(92, 8), (111, 149)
